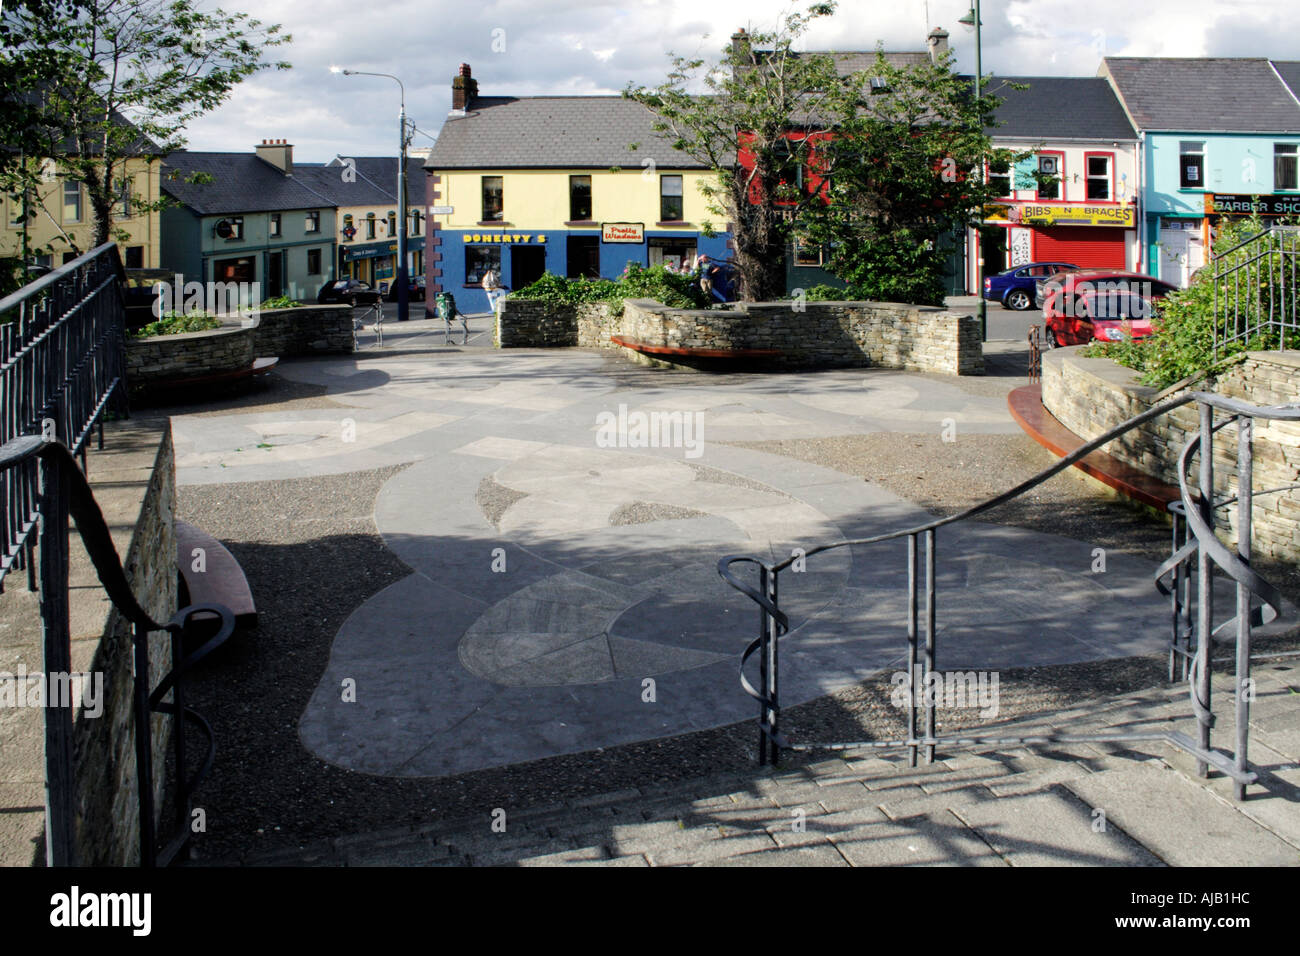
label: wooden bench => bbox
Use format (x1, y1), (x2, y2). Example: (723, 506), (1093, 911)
(1008, 384), (1180, 510)
(609, 334), (780, 360)
(176, 520), (257, 628)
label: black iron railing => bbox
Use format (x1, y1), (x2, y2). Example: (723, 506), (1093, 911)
(0, 242), (129, 587)
(719, 392), (1300, 799)
(1212, 225), (1300, 357)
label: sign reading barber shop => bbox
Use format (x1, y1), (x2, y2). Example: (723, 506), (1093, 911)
(601, 222), (644, 243)
(1204, 193), (1300, 216)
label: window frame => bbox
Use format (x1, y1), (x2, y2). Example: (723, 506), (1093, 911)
(481, 175), (504, 222)
(1083, 151), (1114, 201)
(269, 213), (281, 238)
(305, 210), (321, 234)
(1179, 141), (1206, 190)
(986, 159), (1012, 199)
(1275, 142), (1298, 191)
(62, 180), (83, 223)
(306, 247), (322, 275)
(660, 174), (684, 222)
(1033, 151), (1065, 202)
(569, 174), (593, 222)
(464, 243), (501, 286)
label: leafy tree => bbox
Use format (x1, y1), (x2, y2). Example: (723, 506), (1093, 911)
(0, 0), (291, 264)
(626, 1), (1015, 305)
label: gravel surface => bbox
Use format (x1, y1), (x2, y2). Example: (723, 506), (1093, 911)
(171, 355), (1300, 863)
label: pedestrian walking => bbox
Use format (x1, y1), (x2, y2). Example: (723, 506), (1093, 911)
(482, 267), (505, 314)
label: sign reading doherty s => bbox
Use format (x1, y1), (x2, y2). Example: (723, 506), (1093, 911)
(602, 222), (644, 243)
(1204, 193), (1300, 216)
(984, 203), (1135, 227)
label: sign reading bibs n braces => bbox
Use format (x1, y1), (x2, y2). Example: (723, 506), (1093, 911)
(601, 222), (644, 243)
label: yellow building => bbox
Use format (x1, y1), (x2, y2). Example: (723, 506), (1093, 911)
(424, 63), (729, 312)
(2, 157), (162, 270)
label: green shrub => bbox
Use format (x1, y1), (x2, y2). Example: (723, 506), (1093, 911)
(259, 295), (301, 309)
(131, 311), (222, 338)
(509, 263), (709, 315)
(1085, 213), (1300, 387)
(790, 284), (850, 301)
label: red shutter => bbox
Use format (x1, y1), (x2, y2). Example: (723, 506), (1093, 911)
(1033, 226), (1129, 269)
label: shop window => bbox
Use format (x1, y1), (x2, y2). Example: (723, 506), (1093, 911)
(63, 181), (82, 223)
(305, 210), (321, 233)
(793, 236), (823, 266)
(660, 174), (683, 221)
(1180, 141), (1205, 189)
(307, 248), (321, 275)
(569, 175), (592, 221)
(1275, 143), (1298, 191)
(465, 244), (501, 285)
(213, 256), (254, 282)
(482, 176), (504, 222)
(1086, 155), (1111, 200)
(270, 213), (281, 238)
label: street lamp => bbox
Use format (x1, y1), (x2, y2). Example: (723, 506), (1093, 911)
(332, 66), (412, 322)
(959, 2), (987, 342)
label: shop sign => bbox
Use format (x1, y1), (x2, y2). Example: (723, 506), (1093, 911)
(1204, 193), (1300, 216)
(462, 233), (547, 243)
(601, 222), (644, 243)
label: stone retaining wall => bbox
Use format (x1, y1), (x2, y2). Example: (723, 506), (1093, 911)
(1042, 348), (1300, 561)
(126, 305), (353, 389)
(496, 297), (983, 375)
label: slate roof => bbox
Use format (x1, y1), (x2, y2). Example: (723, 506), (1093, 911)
(160, 152), (336, 215)
(295, 163), (393, 206)
(426, 96), (714, 170)
(1272, 61), (1300, 103)
(324, 155), (426, 203)
(984, 77), (1135, 141)
(1102, 57), (1300, 133)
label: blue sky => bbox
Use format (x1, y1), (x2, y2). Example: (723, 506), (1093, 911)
(181, 0), (1300, 162)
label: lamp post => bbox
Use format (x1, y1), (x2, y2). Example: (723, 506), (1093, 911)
(959, 1), (987, 342)
(332, 67), (411, 322)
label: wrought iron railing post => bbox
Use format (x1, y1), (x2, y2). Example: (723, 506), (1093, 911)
(1233, 416), (1253, 801)
(38, 448), (76, 867)
(767, 568), (780, 767)
(757, 565), (770, 765)
(924, 528), (937, 764)
(1195, 402), (1215, 778)
(907, 533), (919, 767)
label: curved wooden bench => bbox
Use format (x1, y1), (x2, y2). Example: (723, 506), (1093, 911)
(176, 520), (257, 628)
(610, 334), (780, 359)
(1008, 384), (1179, 510)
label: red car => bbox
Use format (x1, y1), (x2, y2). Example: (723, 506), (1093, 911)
(1041, 271), (1177, 347)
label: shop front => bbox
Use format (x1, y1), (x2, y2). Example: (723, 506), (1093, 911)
(983, 201), (1137, 275)
(340, 237), (426, 291)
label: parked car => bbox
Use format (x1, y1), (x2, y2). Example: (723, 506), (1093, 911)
(1042, 270), (1177, 347)
(386, 274), (426, 302)
(983, 262), (1077, 311)
(318, 278), (376, 306)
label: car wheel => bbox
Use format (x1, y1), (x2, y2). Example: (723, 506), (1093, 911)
(1006, 290), (1032, 311)
(1039, 325), (1056, 349)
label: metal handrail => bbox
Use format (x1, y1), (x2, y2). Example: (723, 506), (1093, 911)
(4, 428), (234, 866)
(718, 391), (1300, 797)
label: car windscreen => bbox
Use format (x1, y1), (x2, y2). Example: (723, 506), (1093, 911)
(1085, 293), (1151, 320)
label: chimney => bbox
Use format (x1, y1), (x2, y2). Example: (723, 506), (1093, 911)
(927, 27), (950, 65)
(452, 63), (478, 112)
(256, 138), (293, 174)
(730, 27), (752, 80)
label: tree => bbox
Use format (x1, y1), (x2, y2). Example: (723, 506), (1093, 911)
(625, 2), (844, 302)
(0, 0), (291, 262)
(626, 0), (1015, 305)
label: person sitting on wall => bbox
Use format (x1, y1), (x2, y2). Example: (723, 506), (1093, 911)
(696, 255), (721, 302)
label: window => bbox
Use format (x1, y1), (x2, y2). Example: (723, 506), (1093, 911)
(1034, 154), (1061, 200)
(1085, 155), (1111, 200)
(305, 210), (321, 233)
(481, 176), (503, 221)
(569, 175), (592, 221)
(62, 251), (78, 264)
(1275, 143), (1298, 191)
(660, 174), (684, 221)
(1180, 141), (1205, 189)
(387, 211), (397, 237)
(117, 178), (133, 218)
(792, 236), (823, 267)
(269, 213), (281, 238)
(63, 181), (82, 223)
(366, 214), (376, 240)
(465, 244), (501, 285)
(218, 217), (244, 240)
(9, 187), (30, 226)
(988, 159), (1011, 197)
(125, 246), (143, 269)
(306, 248), (321, 275)
(213, 256), (254, 282)
(410, 209), (422, 236)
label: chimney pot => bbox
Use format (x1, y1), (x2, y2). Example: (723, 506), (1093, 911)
(452, 64), (478, 111)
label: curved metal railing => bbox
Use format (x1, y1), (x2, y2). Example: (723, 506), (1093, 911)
(3, 433), (236, 866)
(718, 391), (1300, 797)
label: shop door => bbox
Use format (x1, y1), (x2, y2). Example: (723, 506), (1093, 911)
(566, 236), (600, 279)
(267, 251), (284, 298)
(1034, 226), (1127, 270)
(512, 246), (546, 291)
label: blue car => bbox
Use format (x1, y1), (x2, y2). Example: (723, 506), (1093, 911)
(983, 261), (1078, 311)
